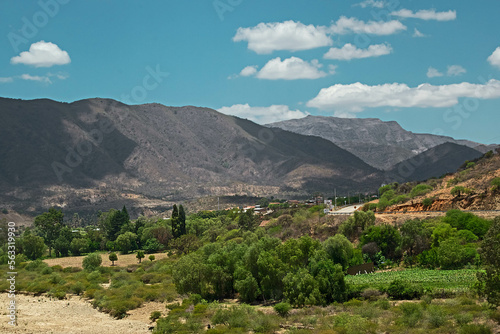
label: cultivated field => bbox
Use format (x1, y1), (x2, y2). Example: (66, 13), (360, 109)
(44, 252), (169, 268)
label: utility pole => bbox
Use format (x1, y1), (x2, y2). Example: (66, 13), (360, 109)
(334, 188), (337, 210)
(348, 191), (350, 205)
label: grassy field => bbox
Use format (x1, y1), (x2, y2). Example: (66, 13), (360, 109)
(43, 252), (169, 268)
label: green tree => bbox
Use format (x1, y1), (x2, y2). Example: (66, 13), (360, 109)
(178, 205), (186, 236)
(136, 250), (145, 263)
(477, 216), (500, 306)
(82, 252), (102, 271)
(171, 204), (181, 238)
(361, 225), (402, 260)
(54, 226), (75, 257)
(149, 254), (155, 262)
(238, 209), (257, 230)
(323, 234), (354, 271)
(34, 208), (64, 257)
(116, 231), (137, 254)
(283, 268), (322, 306)
(22, 231), (46, 260)
(70, 238), (89, 256)
(109, 252), (118, 266)
(400, 219), (431, 260)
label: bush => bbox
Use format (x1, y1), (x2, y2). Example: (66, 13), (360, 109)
(71, 281), (85, 295)
(150, 311), (162, 322)
(386, 279), (423, 300)
(399, 302), (423, 328)
(459, 324), (492, 334)
(410, 184), (433, 198)
(274, 302), (291, 317)
(454, 313), (473, 326)
(83, 253), (102, 271)
(422, 198), (434, 208)
(427, 305), (446, 328)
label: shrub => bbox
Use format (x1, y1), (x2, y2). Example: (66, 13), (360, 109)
(410, 184), (433, 198)
(422, 198), (434, 208)
(427, 305), (447, 328)
(83, 253), (102, 271)
(454, 313), (473, 326)
(459, 324), (492, 334)
(399, 302), (423, 328)
(274, 302), (291, 317)
(149, 255), (155, 262)
(71, 281), (85, 295)
(150, 311), (162, 322)
(386, 279), (423, 300)
(361, 288), (382, 301)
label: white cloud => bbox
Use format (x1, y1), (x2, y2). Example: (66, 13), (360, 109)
(329, 16), (406, 35)
(324, 43), (392, 60)
(306, 79), (500, 114)
(0, 77), (14, 83)
(487, 47), (500, 69)
(20, 74), (51, 83)
(218, 104), (308, 124)
(391, 9), (456, 21)
(354, 0), (385, 8)
(11, 41), (71, 68)
(240, 65), (258, 77)
(233, 21), (332, 54)
(427, 67), (443, 78)
(256, 57), (329, 80)
(413, 28), (426, 37)
(447, 65), (466, 76)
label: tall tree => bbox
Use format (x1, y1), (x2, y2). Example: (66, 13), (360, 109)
(172, 204), (181, 238)
(179, 205), (186, 236)
(34, 208), (64, 257)
(477, 216), (500, 307)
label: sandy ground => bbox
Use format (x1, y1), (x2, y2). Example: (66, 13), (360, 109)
(0, 293), (161, 334)
(43, 252), (169, 268)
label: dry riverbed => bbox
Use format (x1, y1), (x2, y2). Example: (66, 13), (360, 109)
(0, 293), (163, 333)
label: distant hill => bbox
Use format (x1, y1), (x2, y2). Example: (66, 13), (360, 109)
(386, 143), (484, 182)
(0, 98), (382, 217)
(267, 115), (496, 170)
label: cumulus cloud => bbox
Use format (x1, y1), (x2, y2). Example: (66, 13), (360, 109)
(233, 21), (332, 54)
(354, 0), (385, 8)
(0, 77), (14, 83)
(391, 9), (456, 21)
(427, 67), (443, 78)
(447, 65), (466, 76)
(255, 57), (329, 80)
(329, 16), (406, 35)
(413, 28), (426, 37)
(324, 43), (392, 60)
(306, 80), (500, 114)
(240, 65), (258, 77)
(20, 74), (51, 83)
(488, 47), (500, 69)
(218, 104), (308, 124)
(11, 41), (71, 67)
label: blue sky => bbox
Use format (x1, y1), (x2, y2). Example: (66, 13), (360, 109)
(1, 0), (500, 144)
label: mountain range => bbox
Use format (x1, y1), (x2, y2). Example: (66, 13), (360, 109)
(0, 97), (491, 217)
(267, 116), (495, 170)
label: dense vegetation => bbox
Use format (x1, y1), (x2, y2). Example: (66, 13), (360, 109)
(1, 201), (499, 333)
